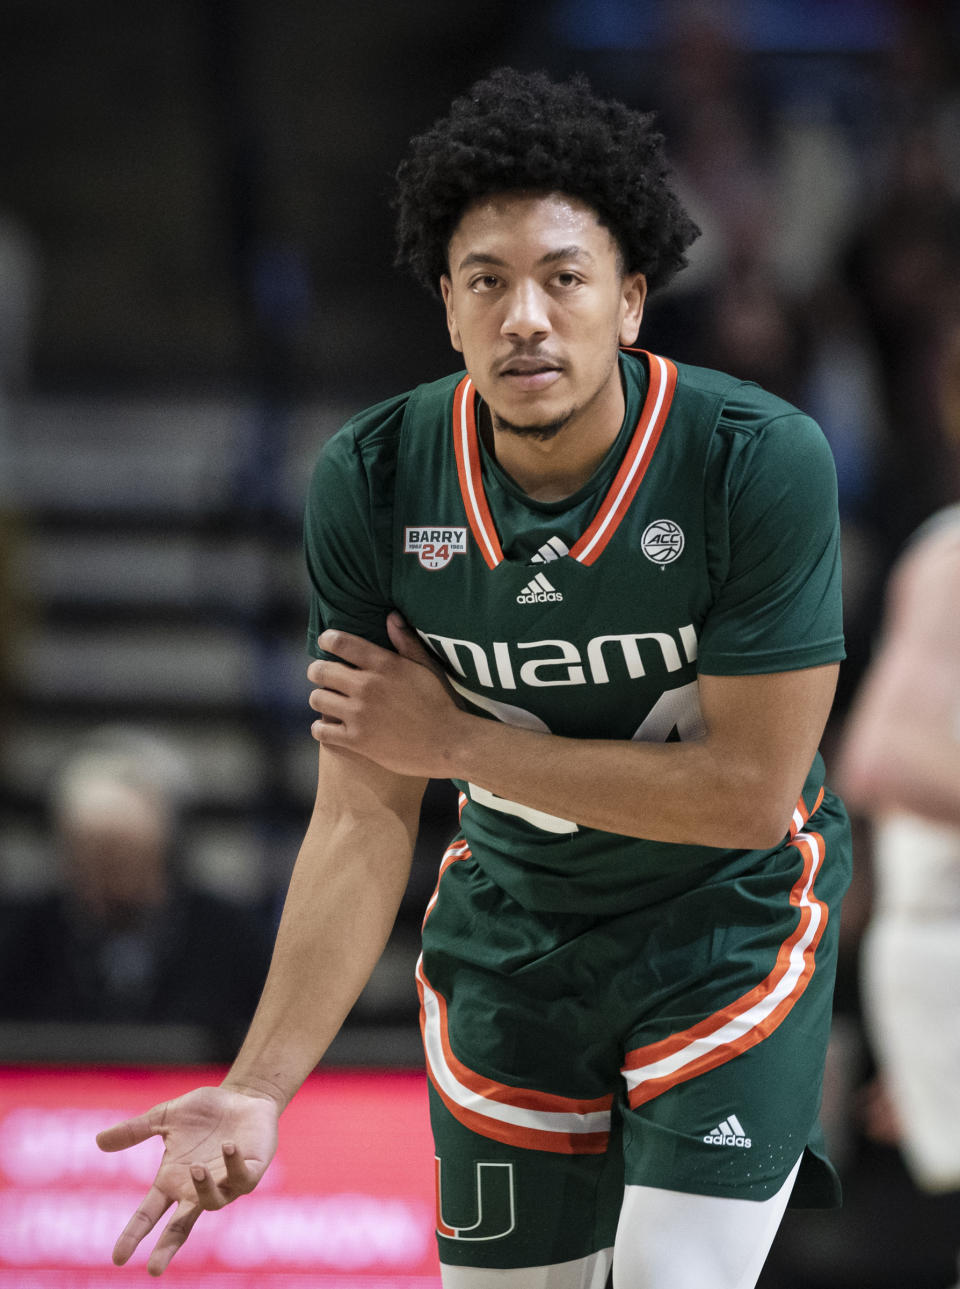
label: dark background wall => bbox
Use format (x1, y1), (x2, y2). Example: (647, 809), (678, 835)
(0, 0), (547, 395)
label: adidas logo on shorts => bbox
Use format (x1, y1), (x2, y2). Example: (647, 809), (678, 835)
(516, 573), (563, 604)
(703, 1115), (752, 1148)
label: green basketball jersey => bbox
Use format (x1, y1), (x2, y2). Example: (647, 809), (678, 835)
(305, 351), (845, 914)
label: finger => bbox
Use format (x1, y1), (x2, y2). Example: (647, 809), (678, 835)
(221, 1140), (258, 1192)
(386, 612), (432, 664)
(112, 1184), (174, 1266)
(386, 614), (450, 685)
(308, 685), (348, 717)
(386, 613), (457, 697)
(97, 1104), (166, 1152)
(311, 714), (353, 747)
(310, 710), (344, 732)
(318, 628), (389, 668)
(190, 1162), (230, 1210)
(188, 1148), (253, 1209)
(309, 689), (349, 722)
(146, 1198), (203, 1277)
(308, 657), (359, 697)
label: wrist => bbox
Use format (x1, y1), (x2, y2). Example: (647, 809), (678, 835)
(440, 706), (491, 780)
(442, 706), (511, 784)
(220, 1070), (294, 1112)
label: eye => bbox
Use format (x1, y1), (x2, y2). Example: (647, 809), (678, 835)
(552, 270), (583, 289)
(469, 273), (502, 292)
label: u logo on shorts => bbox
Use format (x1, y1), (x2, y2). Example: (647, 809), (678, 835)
(435, 1158), (517, 1241)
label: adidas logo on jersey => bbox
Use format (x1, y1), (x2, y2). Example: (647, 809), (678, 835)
(703, 1115), (752, 1148)
(517, 573), (563, 604)
(529, 536), (570, 565)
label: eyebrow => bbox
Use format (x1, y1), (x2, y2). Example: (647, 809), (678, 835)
(456, 245), (596, 272)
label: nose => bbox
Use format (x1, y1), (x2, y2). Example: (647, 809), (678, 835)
(501, 279), (551, 341)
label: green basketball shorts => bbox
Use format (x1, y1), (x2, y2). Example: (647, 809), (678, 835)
(417, 793), (852, 1268)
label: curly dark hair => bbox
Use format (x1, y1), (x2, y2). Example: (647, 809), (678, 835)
(394, 67), (700, 297)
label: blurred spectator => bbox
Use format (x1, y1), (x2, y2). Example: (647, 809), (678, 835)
(700, 255), (810, 404)
(0, 727), (271, 1058)
(842, 72), (960, 560)
(656, 4), (776, 275)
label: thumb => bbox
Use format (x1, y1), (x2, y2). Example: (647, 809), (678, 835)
(386, 611), (433, 665)
(387, 612), (463, 708)
(96, 1104), (164, 1152)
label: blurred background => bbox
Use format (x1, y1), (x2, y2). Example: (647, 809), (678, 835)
(0, 0), (958, 1284)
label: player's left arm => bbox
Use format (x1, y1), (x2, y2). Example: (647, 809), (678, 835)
(309, 616), (838, 849)
(838, 521), (960, 827)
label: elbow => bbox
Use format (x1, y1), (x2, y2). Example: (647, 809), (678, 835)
(755, 777), (812, 847)
(721, 817), (791, 852)
(718, 781), (804, 851)
(750, 813), (798, 850)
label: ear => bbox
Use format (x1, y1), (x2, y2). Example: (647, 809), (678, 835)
(619, 273), (647, 347)
(440, 276), (463, 353)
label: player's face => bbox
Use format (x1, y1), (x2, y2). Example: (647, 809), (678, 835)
(441, 192), (646, 439)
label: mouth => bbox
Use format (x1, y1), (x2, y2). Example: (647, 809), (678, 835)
(497, 356), (564, 390)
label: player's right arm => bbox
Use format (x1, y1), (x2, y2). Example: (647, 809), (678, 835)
(224, 745), (425, 1106)
(97, 746), (426, 1276)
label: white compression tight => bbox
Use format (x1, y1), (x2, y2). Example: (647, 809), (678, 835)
(440, 1156), (801, 1289)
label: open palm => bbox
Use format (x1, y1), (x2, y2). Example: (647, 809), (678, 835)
(97, 1084), (279, 1275)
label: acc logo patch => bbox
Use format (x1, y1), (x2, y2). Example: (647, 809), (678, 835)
(404, 526), (468, 570)
(642, 519), (685, 565)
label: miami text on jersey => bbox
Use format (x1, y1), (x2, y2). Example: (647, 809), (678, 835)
(417, 623), (698, 690)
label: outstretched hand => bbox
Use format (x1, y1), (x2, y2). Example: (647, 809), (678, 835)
(308, 611), (470, 778)
(96, 1085), (279, 1276)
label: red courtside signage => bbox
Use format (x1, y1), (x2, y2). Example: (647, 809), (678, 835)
(0, 1066), (441, 1287)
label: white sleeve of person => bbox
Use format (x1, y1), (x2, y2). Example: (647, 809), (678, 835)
(861, 812), (960, 1191)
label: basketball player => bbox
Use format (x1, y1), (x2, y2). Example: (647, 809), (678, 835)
(839, 506), (960, 1197)
(97, 70), (851, 1288)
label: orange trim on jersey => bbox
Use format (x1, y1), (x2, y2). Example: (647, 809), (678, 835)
(620, 828), (829, 1108)
(452, 376), (504, 569)
(569, 352), (678, 565)
(451, 353), (677, 570)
